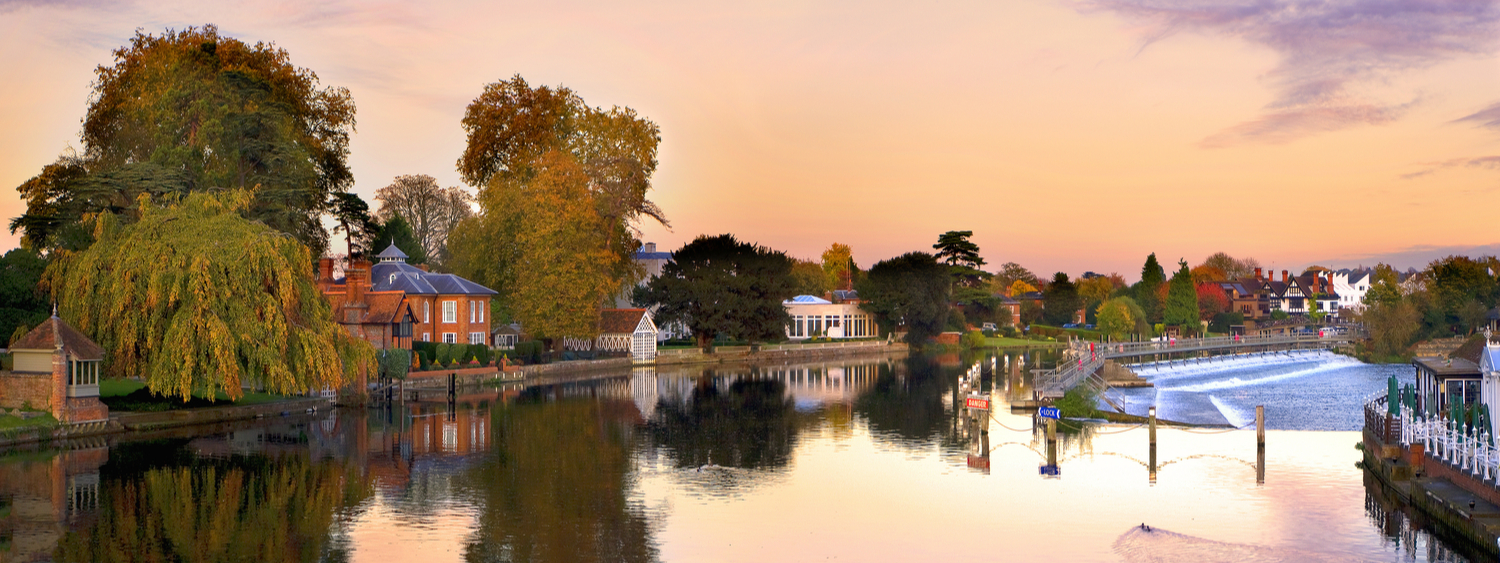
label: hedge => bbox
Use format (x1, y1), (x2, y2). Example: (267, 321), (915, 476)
(377, 349), (410, 380)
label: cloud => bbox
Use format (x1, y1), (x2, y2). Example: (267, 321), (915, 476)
(1322, 243), (1500, 271)
(1455, 101), (1500, 131)
(1079, 0), (1500, 146)
(1402, 155), (1500, 179)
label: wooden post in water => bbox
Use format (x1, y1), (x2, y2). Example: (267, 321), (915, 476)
(1148, 406), (1158, 484)
(1256, 405), (1266, 484)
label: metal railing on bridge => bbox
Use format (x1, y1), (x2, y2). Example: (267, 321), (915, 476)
(1032, 332), (1355, 399)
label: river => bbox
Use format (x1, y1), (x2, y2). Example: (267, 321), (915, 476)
(0, 351), (1481, 562)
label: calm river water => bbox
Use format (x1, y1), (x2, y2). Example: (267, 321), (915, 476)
(0, 351), (1483, 562)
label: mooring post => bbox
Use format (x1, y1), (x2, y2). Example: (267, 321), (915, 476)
(1149, 405), (1158, 483)
(1256, 405), (1265, 448)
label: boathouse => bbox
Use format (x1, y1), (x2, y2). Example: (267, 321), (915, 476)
(0, 313), (109, 424)
(1414, 356), (1481, 416)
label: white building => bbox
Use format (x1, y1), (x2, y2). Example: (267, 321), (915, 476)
(1331, 269), (1372, 311)
(784, 294), (878, 340)
(1479, 342), (1500, 436)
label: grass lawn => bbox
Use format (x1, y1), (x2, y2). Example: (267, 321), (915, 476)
(985, 337), (1062, 348)
(100, 378), (299, 412)
(0, 412), (59, 431)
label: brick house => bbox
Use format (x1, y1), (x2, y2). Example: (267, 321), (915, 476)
(318, 243), (498, 349)
(0, 313), (109, 424)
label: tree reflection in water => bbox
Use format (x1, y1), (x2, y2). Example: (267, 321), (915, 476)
(854, 355), (954, 445)
(647, 376), (803, 470)
(461, 398), (656, 563)
(52, 440), (372, 562)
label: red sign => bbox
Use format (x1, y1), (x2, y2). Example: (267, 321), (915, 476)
(965, 397), (990, 410)
(967, 454), (990, 469)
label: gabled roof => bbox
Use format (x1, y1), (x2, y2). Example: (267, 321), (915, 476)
(600, 309), (653, 334)
(785, 295), (833, 305)
(832, 289), (860, 302)
(362, 293), (416, 325)
(992, 294), (1020, 305)
(1481, 344), (1500, 374)
(376, 243), (409, 262)
(10, 315), (105, 360)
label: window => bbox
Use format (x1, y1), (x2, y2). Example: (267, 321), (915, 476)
(443, 333), (457, 344)
(443, 301), (456, 323)
(470, 301), (476, 323)
(469, 332), (486, 345)
(424, 302), (430, 323)
(423, 332), (430, 342)
(477, 301), (485, 323)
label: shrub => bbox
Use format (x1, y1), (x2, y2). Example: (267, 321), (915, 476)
(471, 344), (491, 366)
(435, 343), (452, 367)
(1054, 386), (1098, 418)
(960, 330), (987, 349)
(514, 341), (543, 364)
(981, 328), (996, 338)
(378, 349), (410, 380)
(1270, 310), (1289, 321)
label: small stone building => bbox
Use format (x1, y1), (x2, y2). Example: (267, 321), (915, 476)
(0, 314), (109, 423)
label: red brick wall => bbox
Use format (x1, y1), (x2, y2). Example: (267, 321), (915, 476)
(412, 295), (491, 345)
(0, 371), (55, 411)
(65, 397), (108, 423)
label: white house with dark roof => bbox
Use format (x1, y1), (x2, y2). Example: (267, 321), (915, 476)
(1332, 268), (1373, 311)
(784, 294), (877, 340)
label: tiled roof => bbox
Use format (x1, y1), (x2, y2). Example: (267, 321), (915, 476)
(368, 262), (497, 296)
(10, 315), (105, 360)
(362, 293), (413, 324)
(785, 295), (832, 304)
(376, 243), (409, 261)
(600, 309), (648, 334)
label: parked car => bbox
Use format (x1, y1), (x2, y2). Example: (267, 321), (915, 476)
(982, 322), (998, 331)
(1062, 323), (1079, 329)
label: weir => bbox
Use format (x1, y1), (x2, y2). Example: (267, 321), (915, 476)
(1031, 333), (1355, 400)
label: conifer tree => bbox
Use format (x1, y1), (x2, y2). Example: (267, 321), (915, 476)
(1164, 259), (1200, 333)
(1137, 253), (1166, 323)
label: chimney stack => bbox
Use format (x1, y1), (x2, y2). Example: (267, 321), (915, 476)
(644, 242), (656, 253)
(1282, 270), (1288, 283)
(318, 258), (334, 291)
(347, 260), (371, 303)
(1254, 267), (1262, 281)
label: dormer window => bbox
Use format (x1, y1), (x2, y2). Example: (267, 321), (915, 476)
(390, 273), (397, 284)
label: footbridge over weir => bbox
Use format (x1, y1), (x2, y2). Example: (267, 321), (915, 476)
(1032, 332), (1356, 400)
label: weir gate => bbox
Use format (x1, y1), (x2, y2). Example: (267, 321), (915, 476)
(1031, 332), (1356, 401)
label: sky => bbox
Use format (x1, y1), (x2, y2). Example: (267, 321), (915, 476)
(1, 0), (1497, 282)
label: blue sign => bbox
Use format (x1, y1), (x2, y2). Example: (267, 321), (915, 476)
(1038, 407), (1060, 420)
(1039, 464), (1061, 476)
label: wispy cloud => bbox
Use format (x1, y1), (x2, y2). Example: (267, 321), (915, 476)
(1401, 155), (1500, 179)
(1323, 243), (1500, 271)
(1079, 0), (1500, 147)
(1455, 101), (1500, 131)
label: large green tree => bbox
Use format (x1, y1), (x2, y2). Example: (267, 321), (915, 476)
(1136, 253), (1166, 323)
(12, 25), (356, 255)
(43, 190), (373, 401)
(0, 247), (49, 343)
(1042, 272), (1079, 326)
(933, 230), (988, 288)
(857, 252), (951, 344)
(1426, 255), (1498, 334)
(636, 234), (796, 346)
(450, 75), (667, 321)
(1164, 259), (1199, 333)
(371, 214), (428, 265)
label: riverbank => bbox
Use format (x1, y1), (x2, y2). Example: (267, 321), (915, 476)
(1362, 410), (1500, 556)
(0, 396), (333, 448)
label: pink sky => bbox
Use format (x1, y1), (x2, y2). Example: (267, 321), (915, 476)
(1, 0), (1497, 281)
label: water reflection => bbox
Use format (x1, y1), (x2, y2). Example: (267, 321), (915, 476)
(0, 353), (1485, 562)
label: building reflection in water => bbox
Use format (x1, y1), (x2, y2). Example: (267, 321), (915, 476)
(0, 441), (107, 562)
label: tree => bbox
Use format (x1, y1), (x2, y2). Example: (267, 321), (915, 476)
(790, 259), (830, 296)
(450, 75), (667, 318)
(993, 262), (1039, 290)
(1137, 253), (1166, 324)
(857, 252), (951, 344)
(1042, 273), (1080, 326)
(933, 230), (988, 288)
(1006, 279), (1039, 297)
(637, 234), (796, 346)
(327, 192), (380, 259)
(1164, 259), (1199, 333)
(1189, 264), (1227, 284)
(13, 25), (355, 255)
(1095, 298), (1136, 340)
(1077, 276), (1115, 308)
(42, 190), (373, 401)
(1197, 282), (1230, 321)
(372, 175), (474, 265)
(1426, 255), (1497, 333)
(821, 243), (855, 290)
(1201, 252), (1260, 279)
(0, 247), (49, 342)
(371, 214), (427, 265)
(1366, 299), (1422, 358)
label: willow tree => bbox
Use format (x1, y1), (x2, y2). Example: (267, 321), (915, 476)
(44, 190), (373, 401)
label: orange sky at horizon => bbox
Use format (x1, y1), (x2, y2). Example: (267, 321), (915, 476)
(1, 0), (1496, 281)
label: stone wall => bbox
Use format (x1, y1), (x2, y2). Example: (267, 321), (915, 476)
(65, 396), (109, 423)
(0, 370), (54, 411)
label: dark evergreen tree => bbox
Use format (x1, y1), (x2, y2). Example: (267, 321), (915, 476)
(637, 234), (796, 346)
(0, 247), (49, 343)
(371, 214), (428, 265)
(1164, 259), (1199, 333)
(933, 230), (989, 288)
(1136, 253), (1166, 323)
(1042, 272), (1079, 326)
(857, 252), (952, 344)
